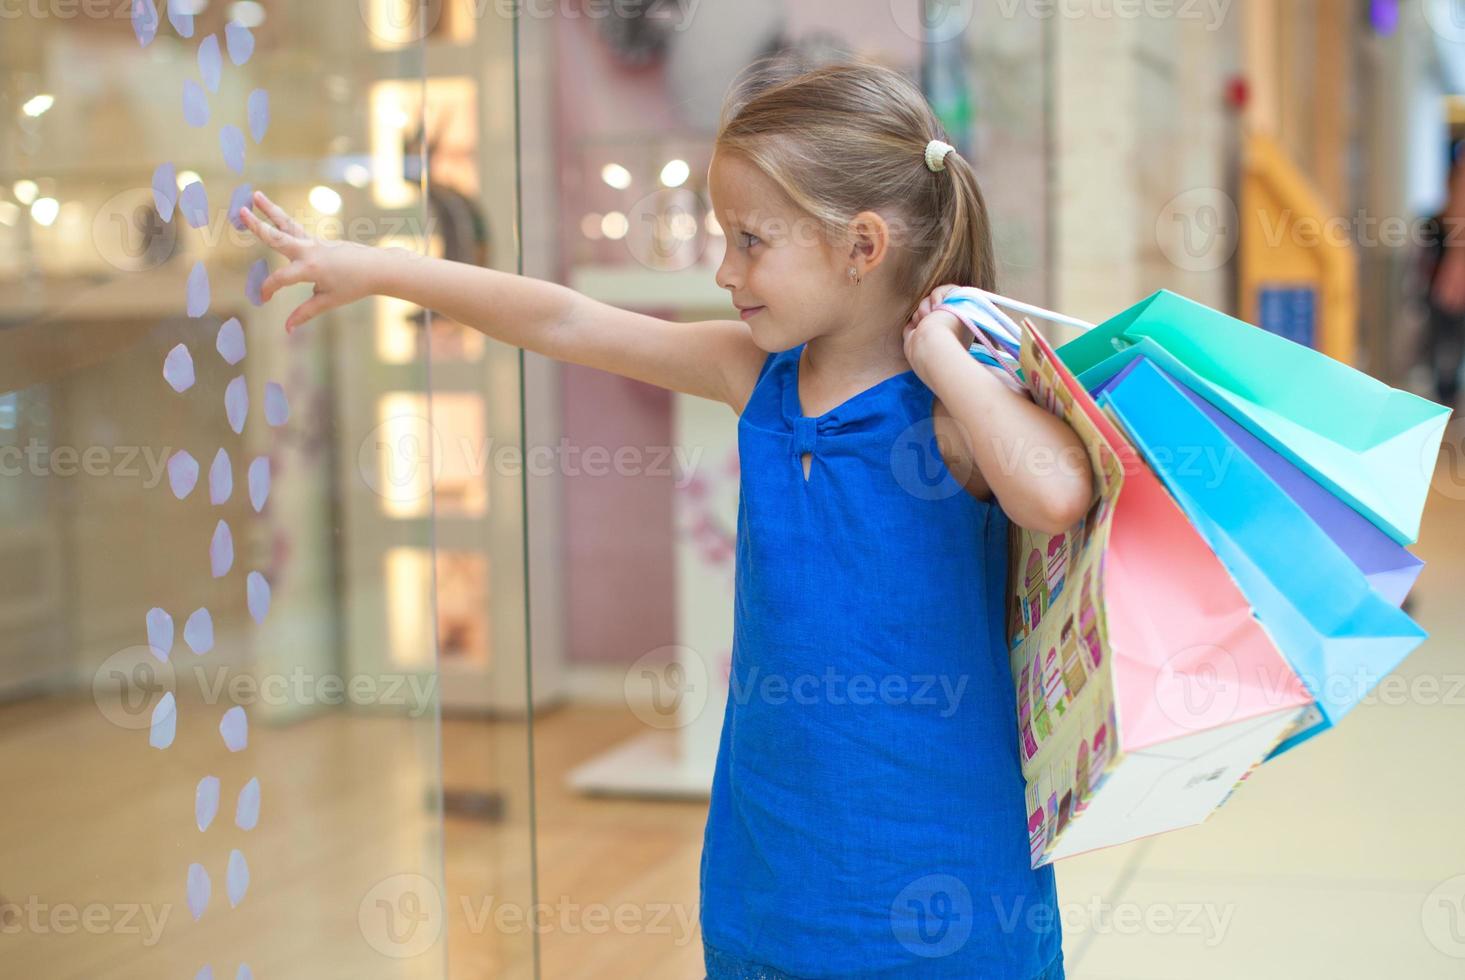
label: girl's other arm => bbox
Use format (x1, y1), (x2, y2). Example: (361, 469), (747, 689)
(238, 192), (767, 412)
(905, 311), (1093, 535)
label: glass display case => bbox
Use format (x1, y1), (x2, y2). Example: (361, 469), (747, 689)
(0, 4), (536, 977)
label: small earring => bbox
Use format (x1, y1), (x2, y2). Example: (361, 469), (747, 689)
(847, 266), (860, 284)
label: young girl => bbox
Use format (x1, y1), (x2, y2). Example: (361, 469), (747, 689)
(240, 57), (1090, 980)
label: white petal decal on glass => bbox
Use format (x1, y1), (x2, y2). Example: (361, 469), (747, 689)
(220, 705), (248, 752)
(184, 607), (214, 655)
(209, 520), (233, 578)
(225, 20), (254, 65)
(131, 0), (158, 46)
(217, 317), (246, 365)
(167, 449), (199, 499)
(246, 572), (271, 624)
(227, 184), (253, 232)
(209, 447), (232, 505)
(263, 382), (289, 427)
(196, 775), (220, 832)
(146, 606), (174, 661)
(226, 849), (249, 907)
(246, 258), (266, 307)
(186, 862), (211, 920)
(198, 33), (222, 93)
(247, 89), (269, 144)
(236, 776), (260, 830)
(187, 261), (210, 318)
(225, 375), (248, 434)
(164, 343), (195, 393)
(169, 0), (195, 37)
(220, 125), (245, 175)
(247, 456), (270, 513)
(179, 179), (208, 229)
(152, 163), (177, 222)
(150, 692), (177, 749)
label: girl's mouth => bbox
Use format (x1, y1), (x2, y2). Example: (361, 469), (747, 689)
(739, 306), (764, 320)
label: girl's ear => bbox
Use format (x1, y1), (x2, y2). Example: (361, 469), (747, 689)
(845, 210), (891, 270)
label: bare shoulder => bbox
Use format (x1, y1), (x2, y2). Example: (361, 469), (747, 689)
(930, 395), (994, 503)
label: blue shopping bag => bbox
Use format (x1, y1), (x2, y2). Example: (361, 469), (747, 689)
(1059, 290), (1450, 546)
(1098, 357), (1428, 759)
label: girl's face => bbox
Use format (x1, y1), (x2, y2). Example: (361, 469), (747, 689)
(708, 150), (858, 352)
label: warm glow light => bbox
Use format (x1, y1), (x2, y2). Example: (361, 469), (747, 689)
(426, 393), (488, 519)
(227, 1), (266, 27)
(12, 180), (37, 205)
(30, 198), (59, 226)
(375, 298), (419, 365)
(659, 159), (690, 188)
(601, 163), (632, 190)
(308, 185), (342, 215)
(601, 211), (629, 240)
(344, 163), (371, 188)
(377, 392), (437, 519)
(21, 94), (54, 118)
(369, 83), (416, 210)
(176, 170), (202, 190)
(580, 213), (603, 239)
(385, 548), (434, 667)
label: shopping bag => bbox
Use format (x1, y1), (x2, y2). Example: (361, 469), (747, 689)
(1098, 357), (1428, 760)
(1056, 289), (1451, 545)
(1089, 367), (1424, 607)
(1005, 319), (1312, 867)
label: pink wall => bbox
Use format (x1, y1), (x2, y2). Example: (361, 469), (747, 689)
(552, 5), (923, 665)
(555, 13), (680, 666)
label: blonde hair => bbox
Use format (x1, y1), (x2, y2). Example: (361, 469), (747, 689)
(715, 56), (998, 318)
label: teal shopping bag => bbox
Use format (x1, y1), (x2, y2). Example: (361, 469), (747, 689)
(1058, 290), (1451, 545)
(1099, 357), (1428, 760)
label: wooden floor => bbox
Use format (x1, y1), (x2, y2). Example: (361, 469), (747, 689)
(504, 706), (708, 980)
(0, 692), (706, 979)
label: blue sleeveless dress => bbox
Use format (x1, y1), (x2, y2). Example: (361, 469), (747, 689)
(700, 343), (1065, 980)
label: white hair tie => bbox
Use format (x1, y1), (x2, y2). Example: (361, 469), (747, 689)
(924, 139), (956, 173)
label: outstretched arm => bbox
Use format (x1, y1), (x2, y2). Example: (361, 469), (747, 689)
(238, 191), (766, 410)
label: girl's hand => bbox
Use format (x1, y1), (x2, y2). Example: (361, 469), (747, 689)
(902, 287), (974, 382)
(905, 283), (962, 328)
(237, 190), (379, 333)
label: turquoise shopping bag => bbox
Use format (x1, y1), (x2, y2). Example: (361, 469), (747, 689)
(1058, 290), (1451, 545)
(1099, 357), (1428, 760)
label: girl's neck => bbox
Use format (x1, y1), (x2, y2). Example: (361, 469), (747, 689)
(801, 330), (912, 389)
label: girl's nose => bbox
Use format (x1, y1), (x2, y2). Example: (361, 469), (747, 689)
(715, 253), (739, 293)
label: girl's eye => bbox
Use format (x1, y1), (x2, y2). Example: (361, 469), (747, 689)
(739, 232), (761, 249)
